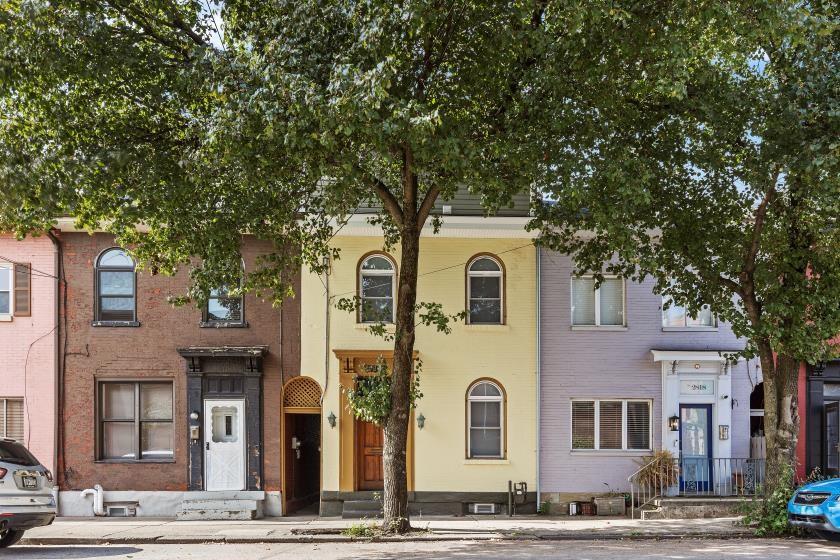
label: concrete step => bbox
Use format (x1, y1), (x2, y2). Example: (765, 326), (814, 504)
(341, 500), (383, 519)
(180, 499), (260, 511)
(184, 491), (265, 501)
(176, 508), (259, 521)
(640, 507), (664, 520)
(177, 491), (265, 520)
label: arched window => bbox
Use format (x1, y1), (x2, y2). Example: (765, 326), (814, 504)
(467, 380), (505, 458)
(359, 254), (395, 323)
(95, 248), (136, 323)
(467, 256), (503, 324)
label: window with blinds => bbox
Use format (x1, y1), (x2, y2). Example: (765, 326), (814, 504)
(571, 276), (625, 326)
(571, 400), (651, 451)
(0, 398), (25, 441)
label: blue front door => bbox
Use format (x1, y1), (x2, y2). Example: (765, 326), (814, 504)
(680, 404), (713, 493)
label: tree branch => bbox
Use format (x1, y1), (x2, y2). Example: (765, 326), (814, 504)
(355, 164), (404, 227)
(743, 171), (779, 275)
(416, 185), (441, 228)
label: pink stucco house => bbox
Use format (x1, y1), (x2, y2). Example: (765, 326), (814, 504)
(0, 233), (58, 472)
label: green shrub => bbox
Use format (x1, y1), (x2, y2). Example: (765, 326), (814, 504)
(741, 462), (800, 537)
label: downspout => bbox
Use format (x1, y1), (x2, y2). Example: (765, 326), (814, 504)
(535, 244), (541, 507)
(320, 256), (331, 405)
(47, 230), (62, 512)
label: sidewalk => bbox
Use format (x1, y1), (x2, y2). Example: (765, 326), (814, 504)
(21, 515), (754, 545)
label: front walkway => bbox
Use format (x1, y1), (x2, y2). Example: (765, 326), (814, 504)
(22, 516), (753, 544)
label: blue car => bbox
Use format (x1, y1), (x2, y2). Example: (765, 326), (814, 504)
(789, 479), (840, 540)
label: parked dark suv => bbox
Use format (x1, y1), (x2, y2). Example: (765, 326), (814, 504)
(0, 439), (55, 548)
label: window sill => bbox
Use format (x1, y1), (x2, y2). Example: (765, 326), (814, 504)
(199, 321), (249, 328)
(570, 450), (652, 457)
(463, 324), (509, 331)
(463, 458), (509, 465)
(570, 325), (627, 331)
(92, 320), (141, 328)
(94, 458), (175, 464)
(662, 326), (719, 332)
(354, 323), (396, 332)
(0, 315), (12, 322)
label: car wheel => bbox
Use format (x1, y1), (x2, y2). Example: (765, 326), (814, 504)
(0, 529), (25, 548)
(814, 530), (840, 542)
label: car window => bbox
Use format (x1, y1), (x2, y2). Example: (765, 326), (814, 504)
(0, 441), (40, 466)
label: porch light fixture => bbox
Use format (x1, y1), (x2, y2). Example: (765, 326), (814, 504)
(327, 411), (337, 428)
(417, 413), (425, 430)
(719, 425), (730, 440)
(668, 415), (680, 431)
(189, 411), (199, 421)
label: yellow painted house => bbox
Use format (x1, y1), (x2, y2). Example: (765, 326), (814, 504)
(289, 200), (538, 517)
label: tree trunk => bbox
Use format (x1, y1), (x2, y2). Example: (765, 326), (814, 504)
(382, 221), (420, 533)
(758, 343), (800, 509)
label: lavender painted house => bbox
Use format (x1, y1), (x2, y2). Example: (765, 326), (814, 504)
(539, 250), (760, 511)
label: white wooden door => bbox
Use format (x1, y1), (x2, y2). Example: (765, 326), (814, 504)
(204, 399), (246, 491)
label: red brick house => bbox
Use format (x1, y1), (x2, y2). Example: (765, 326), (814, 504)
(54, 229), (300, 518)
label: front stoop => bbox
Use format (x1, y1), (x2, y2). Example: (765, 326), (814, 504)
(341, 500), (384, 519)
(176, 491), (265, 520)
(643, 497), (754, 520)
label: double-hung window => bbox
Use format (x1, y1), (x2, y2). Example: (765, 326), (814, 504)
(203, 286), (245, 326)
(467, 380), (505, 458)
(662, 297), (716, 328)
(571, 275), (625, 326)
(467, 256), (503, 324)
(359, 255), (395, 323)
(95, 248), (137, 323)
(571, 399), (651, 451)
(98, 381), (173, 461)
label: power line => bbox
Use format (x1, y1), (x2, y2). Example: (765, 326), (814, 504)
(327, 241), (536, 300)
(0, 255), (60, 280)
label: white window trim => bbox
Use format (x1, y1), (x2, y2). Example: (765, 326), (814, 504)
(661, 297), (718, 330)
(570, 275), (626, 327)
(570, 398), (652, 452)
(359, 254), (396, 324)
(0, 264), (12, 321)
(467, 256), (503, 325)
(467, 381), (505, 459)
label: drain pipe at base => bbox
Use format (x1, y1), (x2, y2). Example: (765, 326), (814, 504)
(81, 484), (106, 516)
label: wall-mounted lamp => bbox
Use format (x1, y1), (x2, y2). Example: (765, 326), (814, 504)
(189, 411), (199, 421)
(668, 415), (680, 432)
(327, 411), (337, 428)
(417, 413), (425, 430)
(719, 425), (730, 440)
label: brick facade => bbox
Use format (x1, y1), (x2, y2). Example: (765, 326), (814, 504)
(58, 232), (299, 494)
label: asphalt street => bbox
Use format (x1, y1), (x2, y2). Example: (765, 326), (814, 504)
(2, 538), (838, 559)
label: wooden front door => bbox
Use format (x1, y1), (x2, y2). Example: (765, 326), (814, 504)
(356, 420), (384, 490)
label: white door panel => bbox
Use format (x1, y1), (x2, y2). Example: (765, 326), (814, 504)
(204, 399), (246, 491)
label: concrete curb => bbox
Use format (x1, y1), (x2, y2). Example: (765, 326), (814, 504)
(19, 531), (759, 546)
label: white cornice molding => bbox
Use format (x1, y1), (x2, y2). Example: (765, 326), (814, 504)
(650, 350), (741, 363)
(332, 215), (537, 239)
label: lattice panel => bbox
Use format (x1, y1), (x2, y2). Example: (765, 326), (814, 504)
(283, 377), (322, 408)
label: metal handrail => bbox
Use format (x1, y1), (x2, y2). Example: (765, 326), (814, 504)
(628, 457), (765, 519)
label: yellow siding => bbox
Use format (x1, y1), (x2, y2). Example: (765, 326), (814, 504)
(301, 236), (537, 493)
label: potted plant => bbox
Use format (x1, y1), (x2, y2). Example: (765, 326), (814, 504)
(594, 484), (626, 516)
(634, 450), (679, 497)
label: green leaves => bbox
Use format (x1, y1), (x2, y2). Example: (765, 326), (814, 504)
(533, 0), (840, 365)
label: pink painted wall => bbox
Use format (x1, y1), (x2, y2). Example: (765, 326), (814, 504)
(0, 234), (58, 471)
